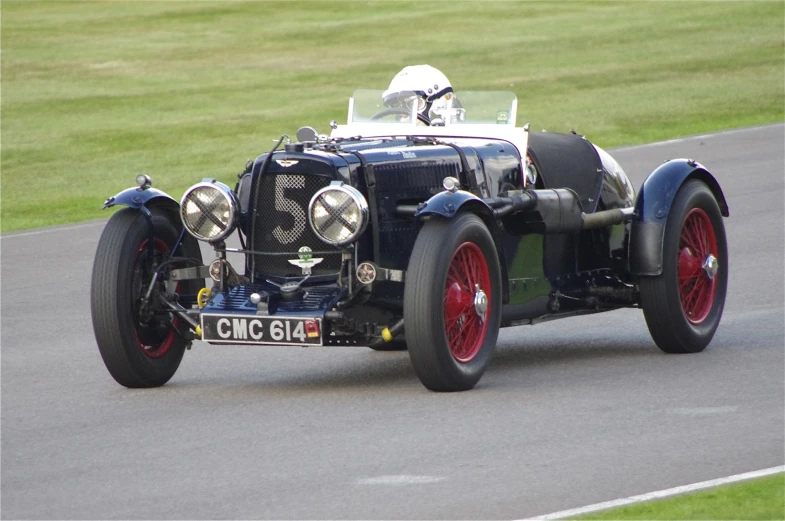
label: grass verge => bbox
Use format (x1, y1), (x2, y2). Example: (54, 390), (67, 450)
(576, 473), (785, 520)
(2, 1), (783, 231)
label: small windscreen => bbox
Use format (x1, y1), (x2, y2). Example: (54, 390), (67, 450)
(349, 90), (517, 126)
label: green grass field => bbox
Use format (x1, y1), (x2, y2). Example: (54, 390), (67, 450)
(2, 1), (783, 231)
(577, 473), (785, 520)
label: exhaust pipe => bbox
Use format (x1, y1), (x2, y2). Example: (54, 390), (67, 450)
(508, 189), (634, 233)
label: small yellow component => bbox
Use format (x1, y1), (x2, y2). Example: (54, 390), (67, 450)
(381, 328), (393, 342)
(195, 325), (202, 339)
(197, 287), (211, 308)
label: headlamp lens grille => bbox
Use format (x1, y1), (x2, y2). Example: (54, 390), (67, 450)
(180, 184), (236, 241)
(309, 186), (367, 245)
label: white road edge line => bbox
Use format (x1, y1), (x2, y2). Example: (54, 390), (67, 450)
(1, 123), (782, 240)
(517, 466), (785, 521)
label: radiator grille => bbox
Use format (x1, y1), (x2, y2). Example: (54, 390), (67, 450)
(249, 174), (342, 278)
(374, 161), (460, 193)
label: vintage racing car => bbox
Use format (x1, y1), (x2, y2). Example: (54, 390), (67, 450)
(91, 70), (729, 392)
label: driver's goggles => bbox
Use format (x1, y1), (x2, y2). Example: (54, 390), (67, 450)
(387, 94), (427, 113)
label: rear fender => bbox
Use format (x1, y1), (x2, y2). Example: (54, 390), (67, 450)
(629, 159), (728, 276)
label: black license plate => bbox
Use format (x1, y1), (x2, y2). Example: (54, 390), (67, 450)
(201, 314), (322, 346)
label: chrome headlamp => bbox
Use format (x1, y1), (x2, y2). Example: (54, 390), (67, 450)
(308, 182), (368, 246)
(180, 180), (238, 242)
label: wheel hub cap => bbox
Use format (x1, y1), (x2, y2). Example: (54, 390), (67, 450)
(702, 254), (719, 280)
(473, 284), (488, 323)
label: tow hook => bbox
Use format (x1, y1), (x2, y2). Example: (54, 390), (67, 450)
(370, 318), (405, 348)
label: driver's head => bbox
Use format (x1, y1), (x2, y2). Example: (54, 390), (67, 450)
(382, 65), (453, 121)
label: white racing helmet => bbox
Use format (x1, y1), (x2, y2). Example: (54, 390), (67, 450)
(382, 65), (454, 122)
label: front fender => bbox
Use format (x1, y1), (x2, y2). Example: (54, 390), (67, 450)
(102, 186), (200, 266)
(103, 186), (180, 216)
(415, 189), (509, 303)
(629, 159), (729, 276)
(414, 189), (493, 219)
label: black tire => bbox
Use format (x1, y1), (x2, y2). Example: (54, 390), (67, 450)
(640, 180), (728, 353)
(404, 213), (502, 391)
(91, 208), (202, 387)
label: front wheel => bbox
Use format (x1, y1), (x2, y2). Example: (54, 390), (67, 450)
(640, 180), (728, 353)
(91, 208), (202, 387)
(404, 213), (502, 391)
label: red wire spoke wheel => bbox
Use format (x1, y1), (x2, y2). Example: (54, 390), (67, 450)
(443, 242), (491, 363)
(92, 208), (202, 387)
(405, 213), (501, 391)
(677, 208), (718, 324)
(641, 180), (728, 354)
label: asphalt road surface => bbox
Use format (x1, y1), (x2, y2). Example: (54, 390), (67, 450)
(2, 124), (783, 520)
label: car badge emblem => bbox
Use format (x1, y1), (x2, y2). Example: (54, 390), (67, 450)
(276, 160), (299, 168)
(287, 246), (323, 275)
(356, 262), (377, 285)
